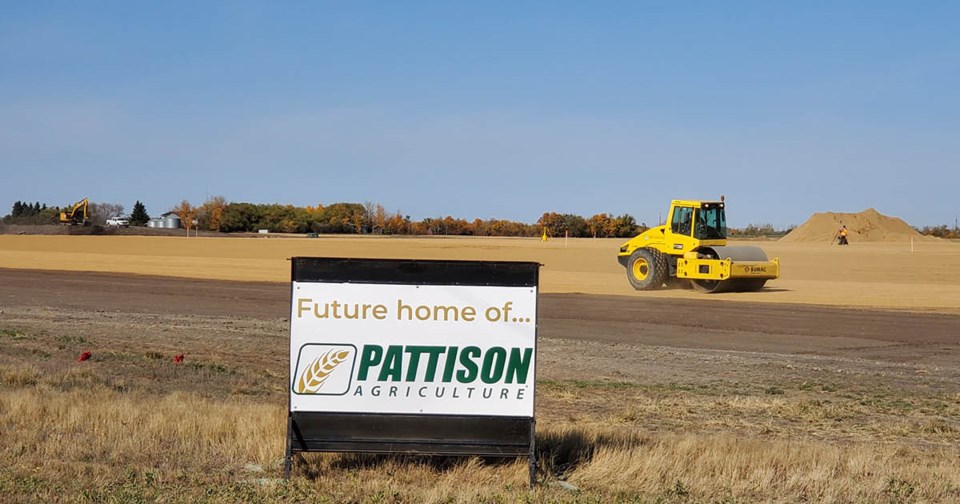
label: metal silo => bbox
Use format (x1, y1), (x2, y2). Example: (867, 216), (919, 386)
(163, 213), (182, 229)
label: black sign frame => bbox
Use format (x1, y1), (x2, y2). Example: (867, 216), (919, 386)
(284, 257), (540, 488)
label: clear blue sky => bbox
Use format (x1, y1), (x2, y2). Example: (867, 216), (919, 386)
(2, 1), (958, 228)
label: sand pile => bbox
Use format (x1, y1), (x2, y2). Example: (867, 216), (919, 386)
(780, 208), (936, 243)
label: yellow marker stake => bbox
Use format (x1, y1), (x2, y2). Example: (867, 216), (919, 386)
(541, 227), (548, 242)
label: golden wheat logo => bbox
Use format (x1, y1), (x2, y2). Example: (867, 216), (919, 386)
(296, 347), (354, 394)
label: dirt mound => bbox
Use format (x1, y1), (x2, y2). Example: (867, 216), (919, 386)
(780, 208), (935, 243)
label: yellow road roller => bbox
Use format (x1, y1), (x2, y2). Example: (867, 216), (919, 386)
(617, 198), (779, 293)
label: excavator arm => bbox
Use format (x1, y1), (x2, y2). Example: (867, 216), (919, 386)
(59, 198), (89, 225)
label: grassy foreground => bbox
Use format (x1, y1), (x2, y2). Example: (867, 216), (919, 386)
(1, 314), (959, 502)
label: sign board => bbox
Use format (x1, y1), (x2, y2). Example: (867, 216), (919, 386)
(284, 257), (540, 485)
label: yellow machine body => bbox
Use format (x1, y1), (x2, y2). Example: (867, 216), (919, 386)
(617, 199), (779, 293)
(59, 198), (89, 225)
(675, 251), (780, 280)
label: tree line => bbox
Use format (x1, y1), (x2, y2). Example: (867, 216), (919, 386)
(728, 223), (797, 237)
(6, 197), (956, 239)
(3, 201), (59, 225)
(4, 197), (644, 237)
(915, 225), (960, 239)
(171, 197), (647, 238)
(1, 199), (149, 226)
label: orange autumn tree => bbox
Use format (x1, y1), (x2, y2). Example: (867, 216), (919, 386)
(385, 211), (408, 234)
(198, 195), (226, 231)
(171, 200), (197, 236)
(374, 204), (387, 234)
(588, 213), (612, 238)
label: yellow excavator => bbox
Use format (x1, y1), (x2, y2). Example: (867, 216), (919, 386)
(617, 198), (779, 293)
(59, 198), (90, 226)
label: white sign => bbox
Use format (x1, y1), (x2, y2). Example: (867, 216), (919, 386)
(289, 282), (537, 417)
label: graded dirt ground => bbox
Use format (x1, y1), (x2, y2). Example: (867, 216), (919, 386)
(2, 268), (959, 367)
(1, 233), (959, 312)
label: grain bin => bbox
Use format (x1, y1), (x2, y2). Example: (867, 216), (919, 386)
(162, 213), (182, 229)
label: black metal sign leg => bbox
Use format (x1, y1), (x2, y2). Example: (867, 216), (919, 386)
(283, 414), (294, 479)
(528, 419), (537, 489)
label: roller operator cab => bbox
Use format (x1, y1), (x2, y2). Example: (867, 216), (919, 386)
(617, 199), (779, 293)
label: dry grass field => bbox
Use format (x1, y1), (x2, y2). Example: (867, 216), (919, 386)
(2, 233), (959, 502)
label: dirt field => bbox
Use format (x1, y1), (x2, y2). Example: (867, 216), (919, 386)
(1, 234), (959, 501)
(2, 268), (959, 366)
(2, 234), (959, 312)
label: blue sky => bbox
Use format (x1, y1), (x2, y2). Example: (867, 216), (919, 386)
(1, 1), (958, 227)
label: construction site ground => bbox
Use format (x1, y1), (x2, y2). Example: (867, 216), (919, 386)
(2, 266), (959, 366)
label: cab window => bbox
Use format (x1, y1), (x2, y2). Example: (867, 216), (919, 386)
(694, 205), (727, 240)
(671, 206), (693, 236)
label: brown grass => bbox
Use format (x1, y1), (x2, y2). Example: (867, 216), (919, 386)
(2, 382), (959, 502)
(2, 311), (960, 502)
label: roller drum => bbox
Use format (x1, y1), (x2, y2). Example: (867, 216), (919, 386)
(691, 246), (770, 293)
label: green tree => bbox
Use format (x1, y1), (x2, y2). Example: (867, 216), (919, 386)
(561, 214), (588, 237)
(219, 203), (262, 232)
(130, 201), (150, 226)
(537, 212), (563, 237)
(11, 201), (41, 217)
(316, 203), (365, 233)
(4, 200), (57, 224)
(612, 214), (640, 237)
(258, 204), (309, 233)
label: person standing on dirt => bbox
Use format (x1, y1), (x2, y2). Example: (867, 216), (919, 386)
(837, 225), (849, 245)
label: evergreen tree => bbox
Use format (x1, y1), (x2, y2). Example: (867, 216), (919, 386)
(12, 201), (22, 217)
(130, 200), (150, 226)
